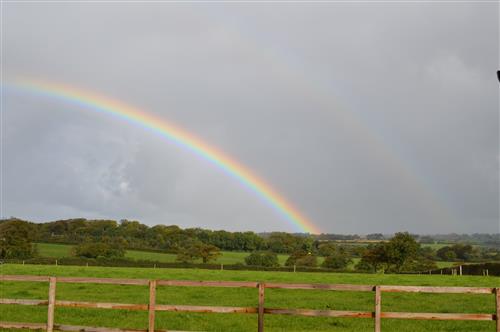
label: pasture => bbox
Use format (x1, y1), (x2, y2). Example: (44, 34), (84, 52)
(35, 243), (309, 266)
(34, 243), (455, 270)
(1, 264), (499, 331)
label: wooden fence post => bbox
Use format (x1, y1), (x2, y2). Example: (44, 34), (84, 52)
(495, 288), (500, 332)
(47, 277), (57, 332)
(258, 283), (265, 332)
(148, 280), (156, 332)
(374, 286), (381, 332)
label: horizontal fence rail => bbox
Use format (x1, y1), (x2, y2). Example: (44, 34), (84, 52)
(0, 275), (499, 332)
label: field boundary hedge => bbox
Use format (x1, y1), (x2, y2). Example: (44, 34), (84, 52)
(430, 262), (500, 276)
(0, 257), (355, 273)
(3, 257), (500, 275)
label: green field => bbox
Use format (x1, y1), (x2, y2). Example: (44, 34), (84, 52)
(421, 243), (449, 250)
(35, 243), (456, 271)
(1, 264), (498, 331)
(36, 243), (73, 258)
(126, 249), (298, 265)
(421, 243), (474, 250)
(35, 243), (311, 267)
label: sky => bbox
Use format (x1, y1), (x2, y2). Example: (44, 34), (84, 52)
(1, 2), (499, 234)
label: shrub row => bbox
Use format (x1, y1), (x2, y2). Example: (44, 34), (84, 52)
(4, 257), (499, 276)
(0, 256), (361, 273)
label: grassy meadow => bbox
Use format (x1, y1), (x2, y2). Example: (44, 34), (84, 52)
(34, 243), (456, 270)
(35, 243), (311, 266)
(1, 264), (499, 331)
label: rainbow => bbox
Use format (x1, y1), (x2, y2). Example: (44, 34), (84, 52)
(9, 78), (321, 234)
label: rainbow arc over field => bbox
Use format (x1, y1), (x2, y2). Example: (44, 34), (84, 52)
(11, 78), (321, 234)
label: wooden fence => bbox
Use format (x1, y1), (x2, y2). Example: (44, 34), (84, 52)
(0, 275), (499, 332)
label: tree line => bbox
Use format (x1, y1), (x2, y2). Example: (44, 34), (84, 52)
(1, 218), (499, 272)
(1, 218), (358, 255)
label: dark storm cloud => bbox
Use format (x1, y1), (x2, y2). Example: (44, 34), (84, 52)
(2, 2), (498, 233)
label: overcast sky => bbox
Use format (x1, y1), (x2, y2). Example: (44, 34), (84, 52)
(2, 2), (498, 234)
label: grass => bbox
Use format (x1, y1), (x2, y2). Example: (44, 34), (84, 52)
(35, 243), (456, 271)
(421, 243), (452, 250)
(35, 243), (73, 258)
(125, 250), (178, 263)
(1, 264), (499, 331)
(35, 243), (305, 266)
(125, 250), (295, 265)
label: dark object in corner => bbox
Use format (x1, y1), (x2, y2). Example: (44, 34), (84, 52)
(497, 70), (500, 83)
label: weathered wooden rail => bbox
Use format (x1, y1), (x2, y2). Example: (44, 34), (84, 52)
(0, 275), (499, 332)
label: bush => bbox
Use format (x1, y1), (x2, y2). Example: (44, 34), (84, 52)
(295, 255), (318, 267)
(244, 252), (279, 267)
(401, 259), (438, 272)
(176, 242), (221, 263)
(285, 251), (318, 267)
(354, 259), (375, 272)
(0, 219), (37, 259)
(73, 238), (125, 259)
(356, 232), (420, 272)
(0, 257), (344, 273)
(436, 244), (478, 261)
(322, 253), (352, 269)
(317, 243), (337, 257)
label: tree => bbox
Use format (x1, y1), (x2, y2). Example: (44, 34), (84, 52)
(176, 242), (221, 263)
(73, 237), (125, 259)
(436, 244), (477, 262)
(436, 246), (455, 260)
(285, 250), (317, 267)
(356, 232), (420, 272)
(317, 242), (337, 257)
(355, 243), (387, 272)
(0, 219), (37, 259)
(355, 259), (377, 272)
(244, 252), (279, 267)
(419, 236), (435, 244)
(366, 233), (384, 240)
(322, 249), (352, 269)
(295, 255), (317, 267)
(176, 247), (199, 263)
(267, 233), (304, 254)
(198, 243), (222, 263)
(451, 244), (476, 260)
(285, 250), (306, 266)
(384, 232), (419, 272)
(418, 246), (436, 260)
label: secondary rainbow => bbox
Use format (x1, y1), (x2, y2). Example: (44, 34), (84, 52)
(10, 78), (320, 234)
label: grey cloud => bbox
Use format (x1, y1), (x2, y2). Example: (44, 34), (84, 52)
(3, 2), (498, 233)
